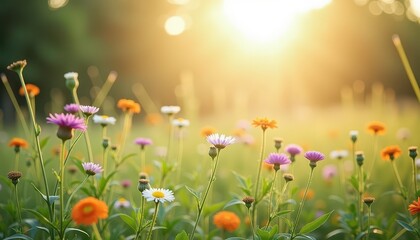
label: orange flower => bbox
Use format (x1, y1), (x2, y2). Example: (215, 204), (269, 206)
(252, 117), (277, 130)
(408, 197), (420, 215)
(381, 145), (402, 161)
(117, 99), (141, 114)
(263, 161), (274, 171)
(8, 138), (28, 148)
(213, 211), (240, 232)
(71, 197), (108, 225)
(367, 121), (386, 135)
(19, 84), (40, 97)
(145, 113), (162, 125)
(200, 126), (216, 137)
(299, 189), (315, 200)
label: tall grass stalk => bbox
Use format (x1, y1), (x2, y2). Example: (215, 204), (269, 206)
(252, 129), (267, 227)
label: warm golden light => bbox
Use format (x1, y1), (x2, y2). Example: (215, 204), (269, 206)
(223, 0), (332, 43)
(48, 0), (68, 9)
(164, 16), (187, 36)
(411, 0), (420, 17)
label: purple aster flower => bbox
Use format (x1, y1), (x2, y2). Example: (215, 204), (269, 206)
(134, 138), (153, 149)
(322, 165), (337, 181)
(82, 162), (103, 176)
(264, 153), (291, 165)
(64, 103), (80, 114)
(47, 113), (87, 141)
(305, 151), (325, 168)
(79, 105), (100, 117)
(207, 133), (235, 149)
(264, 153), (291, 171)
(285, 144), (303, 156)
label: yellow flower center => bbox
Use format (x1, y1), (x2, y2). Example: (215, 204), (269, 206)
(103, 115), (109, 119)
(83, 205), (93, 214)
(152, 191), (165, 198)
(118, 197), (126, 202)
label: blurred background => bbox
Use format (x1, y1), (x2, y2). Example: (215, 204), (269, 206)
(1, 0), (420, 124)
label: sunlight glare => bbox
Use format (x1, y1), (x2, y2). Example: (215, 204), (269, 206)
(223, 0), (332, 43)
(164, 16), (187, 36)
(411, 0), (420, 18)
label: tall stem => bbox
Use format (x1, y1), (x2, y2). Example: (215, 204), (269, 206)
(190, 149), (221, 240)
(14, 152), (20, 172)
(358, 165), (364, 232)
(252, 129), (266, 227)
(17, 70), (53, 238)
(176, 128), (184, 181)
(60, 141), (66, 239)
(265, 170), (278, 227)
(135, 197), (146, 240)
(367, 135), (378, 182)
(146, 202), (160, 240)
(366, 206), (371, 240)
(291, 167), (314, 239)
(72, 90), (94, 162)
(412, 158), (418, 199)
(166, 115), (175, 163)
(65, 175), (89, 212)
(391, 160), (407, 201)
(92, 223), (103, 240)
(14, 184), (23, 232)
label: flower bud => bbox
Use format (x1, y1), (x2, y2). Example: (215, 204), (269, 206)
(409, 146), (418, 160)
(356, 151), (364, 166)
(209, 146), (217, 159)
(242, 196), (255, 209)
(137, 179), (151, 192)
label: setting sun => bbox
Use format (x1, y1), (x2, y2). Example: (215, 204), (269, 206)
(223, 0), (332, 43)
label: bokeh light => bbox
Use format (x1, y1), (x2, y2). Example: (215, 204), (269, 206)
(164, 15), (187, 36)
(48, 0), (68, 9)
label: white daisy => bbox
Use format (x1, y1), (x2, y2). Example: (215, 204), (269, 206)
(114, 198), (131, 209)
(207, 133), (235, 149)
(172, 118), (190, 127)
(330, 150), (349, 160)
(142, 188), (175, 203)
(160, 106), (181, 115)
(93, 115), (117, 126)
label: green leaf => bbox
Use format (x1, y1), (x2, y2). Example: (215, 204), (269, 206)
(30, 183), (48, 203)
(24, 209), (59, 233)
(4, 234), (33, 240)
(185, 185), (201, 208)
(396, 220), (414, 232)
(223, 199), (245, 209)
(232, 171), (252, 196)
(97, 171), (117, 198)
(64, 228), (90, 238)
(256, 225), (277, 240)
(298, 210), (334, 235)
(175, 230), (189, 240)
(270, 209), (293, 220)
(261, 178), (273, 198)
(40, 137), (50, 150)
(119, 213), (137, 232)
(203, 202), (226, 218)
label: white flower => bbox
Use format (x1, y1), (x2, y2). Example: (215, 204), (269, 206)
(142, 188), (175, 203)
(82, 162), (103, 176)
(114, 198), (131, 209)
(207, 133), (235, 149)
(172, 118), (190, 127)
(64, 72), (78, 80)
(80, 105), (100, 116)
(161, 106), (181, 115)
(93, 115), (116, 125)
(330, 150), (349, 160)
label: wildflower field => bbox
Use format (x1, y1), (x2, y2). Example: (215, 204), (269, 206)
(0, 58), (419, 240)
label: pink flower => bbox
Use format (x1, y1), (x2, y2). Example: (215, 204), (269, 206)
(207, 133), (235, 149)
(134, 138), (153, 149)
(322, 165), (337, 181)
(264, 153), (291, 165)
(47, 113), (87, 141)
(304, 151), (325, 162)
(82, 162), (103, 176)
(80, 105), (100, 117)
(64, 103), (80, 114)
(285, 144), (303, 156)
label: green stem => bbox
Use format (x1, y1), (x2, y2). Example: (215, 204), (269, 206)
(190, 149), (221, 240)
(1, 74), (30, 138)
(71, 89), (94, 163)
(391, 160), (407, 200)
(118, 113), (132, 162)
(390, 217), (418, 240)
(17, 70), (54, 238)
(14, 152), (20, 172)
(291, 167), (315, 239)
(412, 158), (418, 199)
(358, 165), (364, 232)
(65, 175), (89, 212)
(367, 135), (378, 182)
(392, 35), (420, 103)
(366, 206), (371, 240)
(265, 170), (278, 228)
(176, 128), (184, 182)
(166, 115), (175, 163)
(252, 129), (267, 227)
(14, 184), (23, 233)
(248, 208), (256, 240)
(60, 140), (66, 239)
(92, 74), (117, 107)
(146, 202), (160, 240)
(140, 148), (146, 173)
(92, 223), (103, 240)
(135, 197), (146, 240)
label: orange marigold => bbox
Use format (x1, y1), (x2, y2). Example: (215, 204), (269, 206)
(252, 117), (277, 130)
(367, 121), (386, 135)
(381, 145), (402, 161)
(213, 211), (240, 232)
(19, 84), (40, 97)
(117, 99), (141, 114)
(408, 197), (420, 215)
(200, 126), (216, 137)
(71, 197), (108, 225)
(145, 113), (162, 125)
(8, 138), (28, 148)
